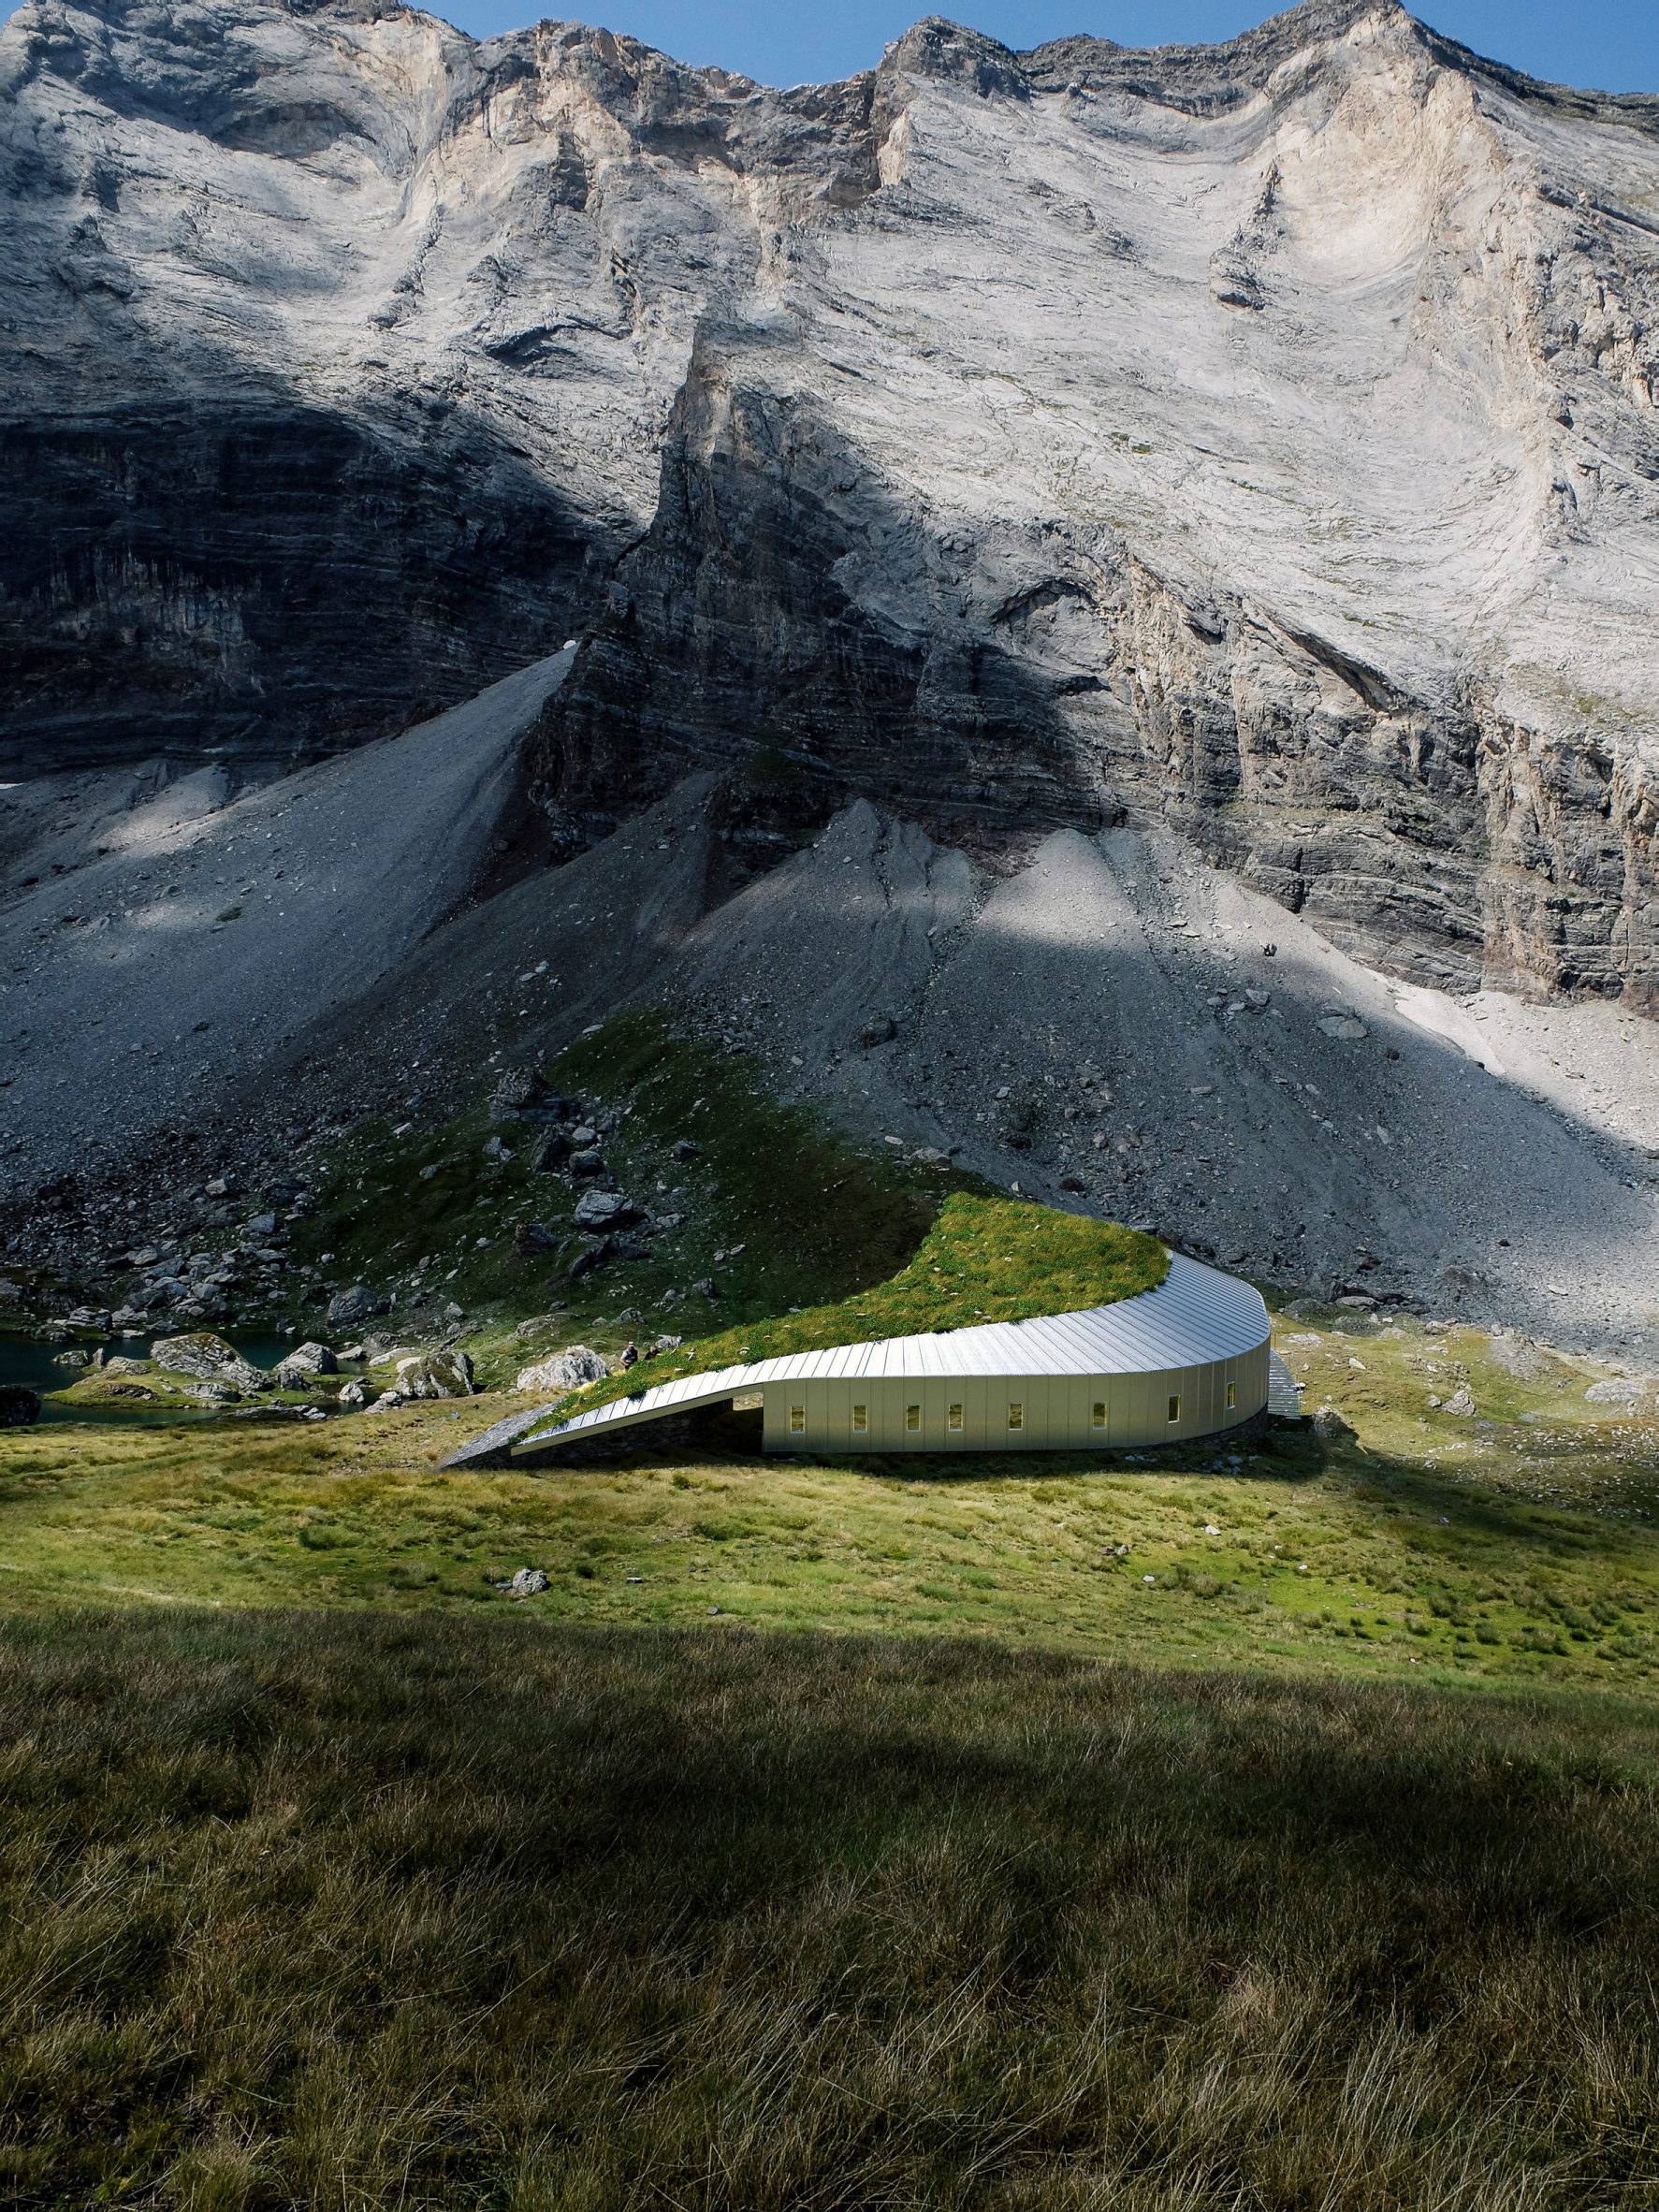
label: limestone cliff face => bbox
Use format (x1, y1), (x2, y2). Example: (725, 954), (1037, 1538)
(3, 0), (1656, 1001)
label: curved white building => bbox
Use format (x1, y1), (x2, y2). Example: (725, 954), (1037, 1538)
(477, 1251), (1271, 1463)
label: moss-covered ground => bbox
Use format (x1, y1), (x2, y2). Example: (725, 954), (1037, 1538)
(553, 1190), (1167, 1423)
(276, 1009), (982, 1378)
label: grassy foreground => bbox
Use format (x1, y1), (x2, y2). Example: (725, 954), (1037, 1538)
(3, 1609), (1656, 2210)
(7, 989), (1659, 2207)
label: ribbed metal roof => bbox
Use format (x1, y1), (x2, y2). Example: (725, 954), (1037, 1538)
(511, 1251), (1268, 1453)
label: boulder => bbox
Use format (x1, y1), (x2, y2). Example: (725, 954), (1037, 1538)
(151, 1332), (269, 1392)
(103, 1355), (150, 1376)
(513, 1220), (561, 1258)
(573, 1188), (639, 1231)
(514, 1311), (566, 1338)
(337, 1378), (367, 1409)
(504, 1567), (548, 1596)
(1585, 1377), (1642, 1405)
(392, 1348), (475, 1400)
(671, 1138), (700, 1162)
(283, 1341), (337, 1376)
(568, 1125), (599, 1148)
(568, 1242), (610, 1281)
(1312, 1404), (1355, 1442)
(0, 1386), (41, 1427)
(490, 1066), (545, 1121)
(858, 1015), (896, 1047)
(568, 1147), (607, 1178)
(516, 1345), (608, 1393)
(327, 1285), (383, 1327)
(1442, 1383), (1477, 1418)
(529, 1129), (568, 1172)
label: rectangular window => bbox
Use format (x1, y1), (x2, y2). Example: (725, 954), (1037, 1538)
(906, 1403), (921, 1433)
(789, 1404), (806, 1434)
(851, 1404), (868, 1434)
(1226, 1380), (1237, 1411)
(947, 1403), (964, 1433)
(1167, 1393), (1182, 1424)
(1092, 1400), (1108, 1431)
(1007, 1401), (1024, 1432)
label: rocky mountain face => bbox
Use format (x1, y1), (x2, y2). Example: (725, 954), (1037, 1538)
(2, 0), (1656, 1004)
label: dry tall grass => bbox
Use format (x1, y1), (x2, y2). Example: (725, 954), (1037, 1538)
(2, 1612), (1654, 2208)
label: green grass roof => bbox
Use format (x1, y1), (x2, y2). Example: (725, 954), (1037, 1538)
(554, 1195), (1169, 1420)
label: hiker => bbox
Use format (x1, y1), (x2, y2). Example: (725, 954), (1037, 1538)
(619, 1340), (639, 1371)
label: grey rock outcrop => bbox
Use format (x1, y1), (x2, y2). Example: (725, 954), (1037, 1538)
(272, 1341), (338, 1388)
(391, 1348), (474, 1400)
(2, 0), (1654, 1011)
(516, 1346), (609, 1394)
(150, 1332), (268, 1392)
(327, 1287), (382, 1329)
(573, 1188), (639, 1231)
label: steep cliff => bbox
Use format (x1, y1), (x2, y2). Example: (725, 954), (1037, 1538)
(2, 0), (1656, 1004)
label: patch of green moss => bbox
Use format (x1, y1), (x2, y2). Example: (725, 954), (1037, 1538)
(537, 1193), (1169, 1424)
(280, 1008), (995, 1386)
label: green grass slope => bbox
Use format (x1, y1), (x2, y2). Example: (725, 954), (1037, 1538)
(3, 1313), (1656, 1692)
(276, 1010), (982, 1385)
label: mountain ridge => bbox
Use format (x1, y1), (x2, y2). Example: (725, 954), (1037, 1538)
(3, 0), (1656, 989)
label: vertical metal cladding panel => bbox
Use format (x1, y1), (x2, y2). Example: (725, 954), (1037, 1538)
(1230, 1341), (1269, 1423)
(1182, 1368), (1203, 1441)
(1029, 1375), (1051, 1450)
(981, 1376), (1007, 1452)
(1066, 1375), (1094, 1449)
(969, 1374), (994, 1449)
(1194, 1362), (1216, 1438)
(1095, 1375), (1118, 1449)
(880, 1378), (907, 1454)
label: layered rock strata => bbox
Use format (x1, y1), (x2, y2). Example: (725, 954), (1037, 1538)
(2, 0), (1656, 1002)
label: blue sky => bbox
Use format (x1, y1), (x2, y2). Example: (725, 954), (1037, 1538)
(0, 0), (1647, 92)
(424, 3), (1655, 94)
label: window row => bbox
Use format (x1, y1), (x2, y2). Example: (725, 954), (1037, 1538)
(784, 1381), (1233, 1436)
